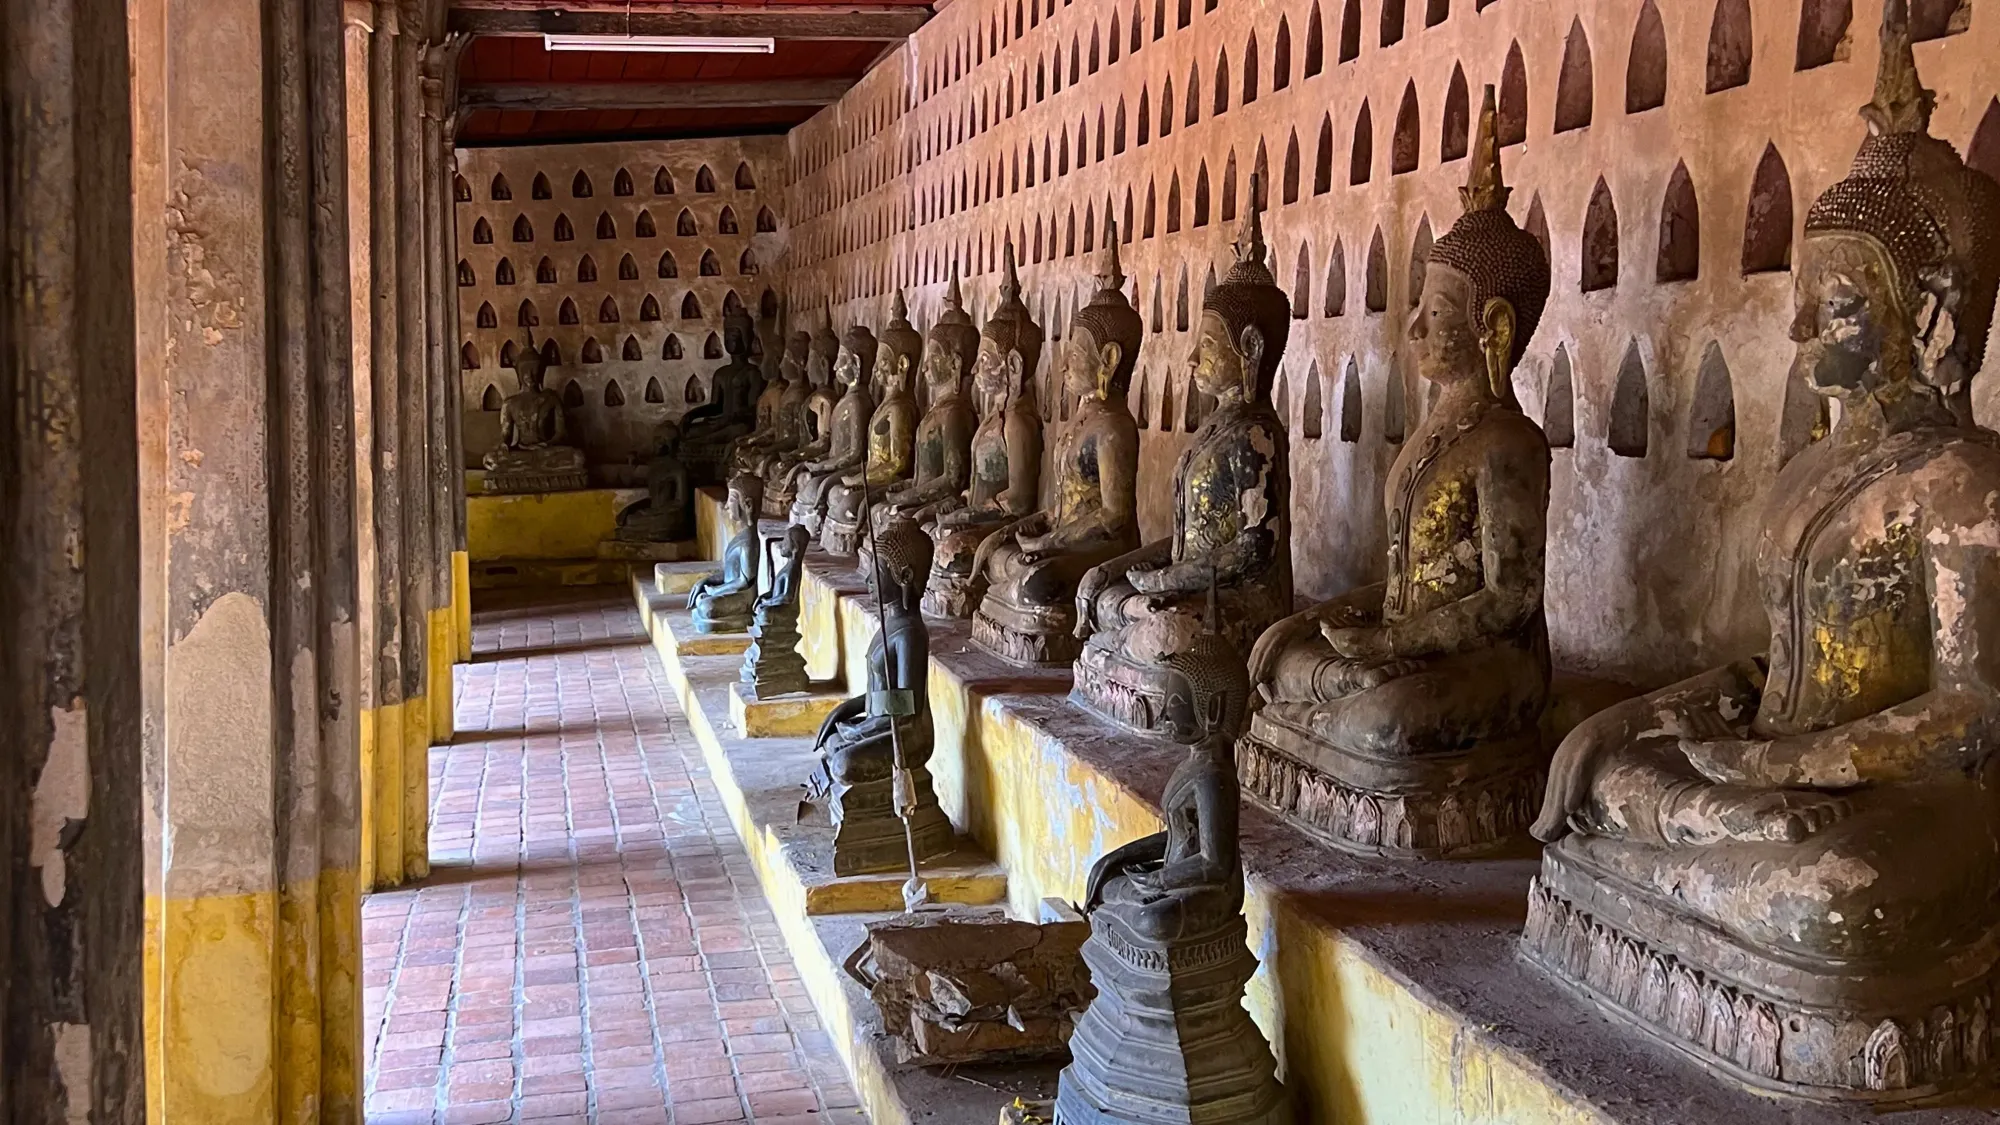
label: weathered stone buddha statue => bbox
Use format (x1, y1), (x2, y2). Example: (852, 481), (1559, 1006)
(728, 328), (811, 478)
(970, 240), (1137, 665)
(680, 308), (764, 485)
(787, 324), (878, 535)
(803, 516), (956, 875)
(613, 419), (693, 545)
(821, 293), (925, 555)
(482, 333), (587, 493)
(741, 523), (812, 698)
(1057, 624), (1288, 1125)
(876, 270), (984, 527)
(1071, 202), (1292, 736)
(687, 474), (764, 633)
(1237, 90), (1554, 859)
(922, 256), (1044, 618)
(764, 312), (844, 517)
(1523, 9), (2000, 1101)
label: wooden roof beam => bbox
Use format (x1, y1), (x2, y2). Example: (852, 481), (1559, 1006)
(446, 3), (930, 41)
(458, 78), (853, 111)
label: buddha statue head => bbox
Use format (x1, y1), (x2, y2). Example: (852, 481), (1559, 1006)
(1790, 0), (2000, 426)
(723, 307), (756, 361)
(1193, 190), (1290, 404)
(1154, 582), (1252, 743)
(972, 241), (1046, 414)
(726, 471), (764, 525)
(876, 290), (924, 398)
(782, 329), (811, 384)
(1416, 86), (1551, 410)
(1066, 220), (1144, 406)
(869, 514), (936, 610)
(923, 264), (982, 402)
(808, 305), (840, 387)
(835, 324), (879, 391)
(514, 329), (549, 392)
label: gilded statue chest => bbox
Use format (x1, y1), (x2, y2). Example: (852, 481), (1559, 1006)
(1172, 407), (1283, 564)
(1382, 420), (1484, 619)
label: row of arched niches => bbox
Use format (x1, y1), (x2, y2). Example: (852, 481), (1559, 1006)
(454, 141), (788, 469)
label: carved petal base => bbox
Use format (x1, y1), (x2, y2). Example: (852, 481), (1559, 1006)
(762, 481), (798, 520)
(1522, 838), (2000, 1103)
(1054, 914), (1289, 1125)
(481, 468), (587, 494)
(817, 766), (956, 876)
(970, 600), (1080, 668)
(920, 572), (982, 619)
(789, 496), (829, 537)
(1069, 642), (1179, 739)
(1236, 713), (1546, 859)
(820, 511), (865, 557)
(740, 618), (809, 698)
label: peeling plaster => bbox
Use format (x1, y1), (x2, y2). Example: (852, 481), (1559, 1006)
(33, 701), (89, 906)
(164, 590), (276, 898)
(54, 1022), (91, 1125)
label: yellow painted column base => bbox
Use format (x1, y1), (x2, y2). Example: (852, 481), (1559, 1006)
(452, 549), (472, 662)
(428, 607), (454, 744)
(402, 692), (431, 884)
(363, 700), (405, 891)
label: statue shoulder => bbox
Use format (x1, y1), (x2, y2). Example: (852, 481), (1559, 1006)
(1914, 428), (2000, 514)
(1474, 407), (1555, 468)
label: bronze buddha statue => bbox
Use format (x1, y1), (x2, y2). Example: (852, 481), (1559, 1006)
(482, 332), (587, 493)
(821, 293), (925, 555)
(680, 309), (764, 485)
(923, 257), (1044, 618)
(877, 270), (984, 527)
(1056, 617), (1288, 1125)
(970, 237), (1139, 666)
(613, 419), (693, 545)
(763, 310), (844, 517)
(1523, 6), (2000, 1101)
(786, 324), (877, 535)
(688, 474), (764, 633)
(1071, 201), (1292, 736)
(729, 328), (811, 478)
(1237, 89), (1554, 859)
(803, 515), (956, 875)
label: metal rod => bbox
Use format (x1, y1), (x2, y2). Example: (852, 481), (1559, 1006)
(857, 467), (926, 909)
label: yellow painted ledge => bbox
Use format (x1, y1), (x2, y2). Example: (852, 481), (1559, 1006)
(467, 486), (642, 562)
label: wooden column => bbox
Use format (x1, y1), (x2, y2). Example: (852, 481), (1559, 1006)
(393, 0), (434, 885)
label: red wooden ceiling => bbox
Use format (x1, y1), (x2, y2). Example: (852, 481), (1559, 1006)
(456, 34), (891, 145)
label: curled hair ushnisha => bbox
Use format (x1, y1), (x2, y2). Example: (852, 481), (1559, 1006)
(808, 304), (841, 378)
(926, 263), (982, 379)
(1426, 85), (1551, 379)
(869, 514), (936, 600)
(1070, 220), (1145, 400)
(727, 472), (766, 512)
(980, 240), (1047, 375)
(876, 290), (925, 385)
(840, 324), (880, 383)
(1203, 186), (1291, 397)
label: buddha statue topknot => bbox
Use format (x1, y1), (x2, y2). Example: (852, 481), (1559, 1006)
(874, 269), (985, 532)
(923, 254), (1045, 619)
(1237, 88), (1554, 859)
(482, 332), (588, 493)
(970, 237), (1138, 665)
(1522, 5), (2000, 1101)
(821, 292), (925, 555)
(1056, 611), (1288, 1125)
(788, 323), (878, 535)
(729, 328), (813, 478)
(1070, 199), (1292, 736)
(680, 308), (764, 486)
(764, 309), (844, 517)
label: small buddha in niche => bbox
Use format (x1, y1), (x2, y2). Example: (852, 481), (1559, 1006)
(764, 311), (844, 517)
(802, 515), (956, 875)
(1237, 88), (1553, 858)
(876, 270), (984, 527)
(1523, 6), (2000, 1100)
(680, 309), (764, 485)
(1071, 200), (1291, 736)
(820, 293), (924, 555)
(970, 239), (1139, 666)
(687, 474), (764, 633)
(483, 332), (588, 493)
(1056, 618), (1288, 1125)
(922, 258), (1043, 619)
(728, 329), (811, 478)
(786, 324), (877, 535)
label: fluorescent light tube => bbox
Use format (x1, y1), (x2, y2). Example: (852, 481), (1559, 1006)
(542, 34), (776, 54)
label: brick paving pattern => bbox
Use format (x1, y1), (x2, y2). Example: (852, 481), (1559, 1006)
(363, 588), (866, 1124)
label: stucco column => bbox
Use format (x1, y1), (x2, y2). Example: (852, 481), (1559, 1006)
(0, 0), (146, 1114)
(421, 48), (457, 744)
(129, 0), (365, 1112)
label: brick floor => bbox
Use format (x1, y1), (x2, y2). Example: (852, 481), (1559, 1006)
(363, 588), (866, 1125)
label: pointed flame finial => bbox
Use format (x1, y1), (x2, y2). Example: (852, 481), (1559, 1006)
(945, 261), (964, 311)
(1001, 238), (1022, 302)
(1235, 175), (1269, 270)
(1095, 218), (1127, 293)
(891, 288), (908, 322)
(1461, 84), (1512, 214)
(1863, 0), (1935, 136)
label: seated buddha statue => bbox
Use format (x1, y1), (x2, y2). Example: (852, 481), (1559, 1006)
(921, 259), (1044, 618)
(803, 515), (956, 876)
(876, 271), (984, 526)
(786, 324), (877, 536)
(821, 293), (925, 555)
(727, 328), (810, 478)
(687, 474), (764, 633)
(613, 419), (692, 544)
(1071, 200), (1292, 736)
(1237, 89), (1554, 859)
(1523, 10), (2000, 1101)
(970, 239), (1139, 666)
(763, 312), (844, 517)
(482, 333), (587, 493)
(1056, 622), (1288, 1125)
(680, 309), (764, 485)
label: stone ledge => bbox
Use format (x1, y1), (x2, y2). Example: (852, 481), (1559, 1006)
(728, 679), (846, 738)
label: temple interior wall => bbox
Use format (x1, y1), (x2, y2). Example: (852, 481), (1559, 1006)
(453, 136), (790, 478)
(778, 0), (2000, 686)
